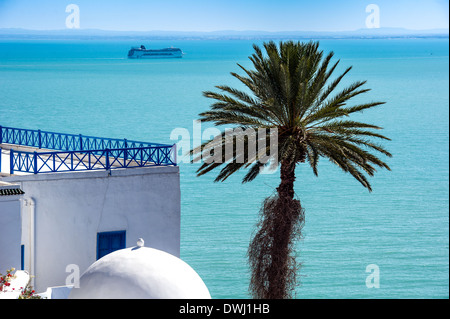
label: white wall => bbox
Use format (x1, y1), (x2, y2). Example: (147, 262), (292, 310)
(3, 166), (180, 292)
(0, 197), (22, 272)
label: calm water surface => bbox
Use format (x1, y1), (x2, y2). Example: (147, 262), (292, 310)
(0, 38), (448, 298)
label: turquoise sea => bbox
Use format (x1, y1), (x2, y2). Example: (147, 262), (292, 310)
(0, 38), (448, 298)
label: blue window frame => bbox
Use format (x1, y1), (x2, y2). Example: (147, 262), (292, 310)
(21, 245), (24, 270)
(97, 231), (126, 260)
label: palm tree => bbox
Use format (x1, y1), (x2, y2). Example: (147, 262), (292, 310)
(190, 41), (391, 299)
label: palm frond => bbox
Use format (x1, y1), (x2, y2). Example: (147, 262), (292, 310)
(190, 40), (391, 190)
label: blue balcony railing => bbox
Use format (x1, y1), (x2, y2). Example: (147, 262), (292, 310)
(0, 125), (176, 174)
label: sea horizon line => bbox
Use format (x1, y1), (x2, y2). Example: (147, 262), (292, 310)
(0, 27), (448, 40)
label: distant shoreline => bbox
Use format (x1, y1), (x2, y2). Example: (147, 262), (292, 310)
(1, 35), (448, 41)
(0, 27), (448, 41)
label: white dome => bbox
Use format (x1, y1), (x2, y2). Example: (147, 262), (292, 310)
(69, 245), (211, 299)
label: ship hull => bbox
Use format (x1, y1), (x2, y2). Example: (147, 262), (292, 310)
(128, 47), (183, 59)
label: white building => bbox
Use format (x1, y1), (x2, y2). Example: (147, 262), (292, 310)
(0, 126), (180, 293)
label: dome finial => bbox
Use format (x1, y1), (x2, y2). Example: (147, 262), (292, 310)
(137, 238), (144, 247)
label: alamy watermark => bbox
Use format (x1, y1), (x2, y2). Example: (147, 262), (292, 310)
(65, 264), (80, 288)
(365, 264), (380, 288)
(170, 120), (278, 174)
(65, 4), (80, 29)
(64, 3), (379, 30)
(366, 4), (381, 29)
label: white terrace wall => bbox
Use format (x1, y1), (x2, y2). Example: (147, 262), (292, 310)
(2, 166), (180, 292)
(0, 196), (22, 272)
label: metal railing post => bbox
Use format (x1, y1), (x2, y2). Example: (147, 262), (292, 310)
(105, 149), (110, 170)
(173, 144), (177, 165)
(124, 139), (128, 165)
(10, 149), (14, 175)
(0, 125), (3, 144)
(33, 152), (38, 174)
(38, 130), (42, 149)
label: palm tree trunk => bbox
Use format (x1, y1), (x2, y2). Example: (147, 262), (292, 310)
(265, 160), (298, 298)
(248, 160), (304, 299)
(278, 160), (296, 199)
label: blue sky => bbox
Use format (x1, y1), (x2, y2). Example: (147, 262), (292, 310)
(0, 0), (448, 31)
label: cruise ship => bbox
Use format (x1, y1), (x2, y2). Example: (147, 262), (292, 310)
(128, 45), (183, 59)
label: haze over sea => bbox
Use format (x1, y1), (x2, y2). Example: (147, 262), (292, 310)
(0, 37), (448, 298)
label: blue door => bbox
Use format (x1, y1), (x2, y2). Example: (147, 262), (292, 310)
(97, 231), (126, 260)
